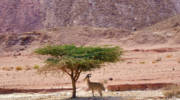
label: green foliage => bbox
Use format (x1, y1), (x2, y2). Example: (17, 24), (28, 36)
(35, 45), (122, 71)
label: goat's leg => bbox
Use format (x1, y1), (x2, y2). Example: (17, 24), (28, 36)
(92, 89), (95, 97)
(98, 90), (102, 97)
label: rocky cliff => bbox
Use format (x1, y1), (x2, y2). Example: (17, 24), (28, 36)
(0, 0), (180, 34)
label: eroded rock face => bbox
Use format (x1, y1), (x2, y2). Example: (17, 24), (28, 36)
(0, 0), (44, 33)
(0, 0), (179, 34)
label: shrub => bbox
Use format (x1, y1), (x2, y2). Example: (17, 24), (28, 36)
(16, 66), (23, 71)
(152, 57), (162, 64)
(25, 66), (32, 71)
(33, 65), (40, 69)
(155, 57), (162, 62)
(166, 54), (173, 58)
(152, 61), (157, 64)
(139, 61), (145, 64)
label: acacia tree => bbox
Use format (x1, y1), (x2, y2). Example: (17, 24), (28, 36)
(35, 45), (122, 98)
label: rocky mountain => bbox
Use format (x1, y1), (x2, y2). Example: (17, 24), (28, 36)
(0, 0), (180, 34)
(0, 14), (179, 53)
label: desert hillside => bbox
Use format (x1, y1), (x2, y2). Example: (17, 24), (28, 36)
(123, 14), (180, 47)
(0, 14), (179, 54)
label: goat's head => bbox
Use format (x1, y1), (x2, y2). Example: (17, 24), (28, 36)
(83, 74), (91, 81)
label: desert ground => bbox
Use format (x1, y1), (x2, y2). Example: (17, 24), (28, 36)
(0, 45), (180, 100)
(1, 46), (180, 88)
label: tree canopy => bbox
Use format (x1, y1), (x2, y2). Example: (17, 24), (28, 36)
(35, 45), (122, 71)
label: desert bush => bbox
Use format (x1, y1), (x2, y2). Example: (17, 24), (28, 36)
(162, 85), (180, 98)
(127, 61), (133, 64)
(25, 66), (32, 71)
(33, 65), (40, 69)
(156, 57), (162, 62)
(16, 66), (23, 71)
(139, 61), (145, 64)
(166, 54), (173, 58)
(152, 57), (162, 64)
(152, 61), (157, 64)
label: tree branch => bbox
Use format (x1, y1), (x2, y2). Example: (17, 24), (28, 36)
(75, 69), (82, 81)
(74, 67), (79, 80)
(71, 68), (74, 77)
(62, 68), (71, 76)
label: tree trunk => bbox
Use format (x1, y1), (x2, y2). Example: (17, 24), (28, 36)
(71, 78), (77, 98)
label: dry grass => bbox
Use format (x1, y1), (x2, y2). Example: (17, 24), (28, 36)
(162, 85), (180, 98)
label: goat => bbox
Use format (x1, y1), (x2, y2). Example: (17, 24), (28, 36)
(84, 74), (105, 97)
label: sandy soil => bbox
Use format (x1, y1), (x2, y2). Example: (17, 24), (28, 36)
(0, 45), (180, 100)
(0, 90), (166, 100)
(0, 46), (180, 90)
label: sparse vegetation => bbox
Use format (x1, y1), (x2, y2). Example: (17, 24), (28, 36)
(16, 66), (23, 71)
(152, 57), (162, 64)
(152, 61), (157, 64)
(156, 57), (162, 62)
(33, 65), (40, 69)
(162, 85), (180, 98)
(127, 61), (133, 64)
(139, 61), (145, 64)
(166, 54), (173, 58)
(25, 66), (32, 71)
(2, 67), (13, 71)
(35, 45), (122, 98)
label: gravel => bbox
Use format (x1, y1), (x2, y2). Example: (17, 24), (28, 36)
(0, 90), (169, 100)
